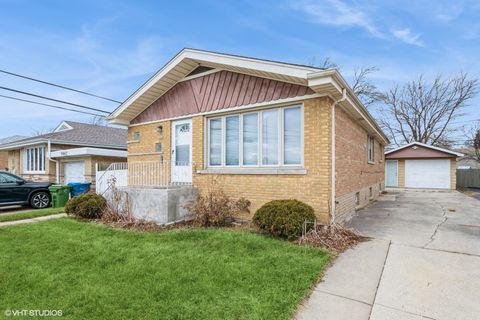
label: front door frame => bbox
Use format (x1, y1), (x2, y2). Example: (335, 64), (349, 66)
(171, 118), (193, 184)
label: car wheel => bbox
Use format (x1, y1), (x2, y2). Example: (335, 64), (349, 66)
(30, 191), (51, 209)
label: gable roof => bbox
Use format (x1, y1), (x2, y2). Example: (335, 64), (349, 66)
(385, 142), (464, 157)
(108, 48), (389, 144)
(0, 121), (127, 150)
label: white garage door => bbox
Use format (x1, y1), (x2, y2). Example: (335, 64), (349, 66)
(64, 161), (85, 184)
(405, 159), (450, 189)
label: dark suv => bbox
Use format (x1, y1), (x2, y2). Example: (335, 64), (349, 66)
(0, 171), (53, 209)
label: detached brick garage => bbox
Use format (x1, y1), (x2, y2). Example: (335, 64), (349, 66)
(385, 142), (463, 190)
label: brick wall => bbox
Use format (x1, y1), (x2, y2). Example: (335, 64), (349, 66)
(450, 159), (456, 189)
(126, 96), (389, 223)
(0, 151), (8, 170)
(334, 106), (385, 222)
(128, 121), (171, 162)
(128, 97), (333, 222)
(192, 97), (332, 222)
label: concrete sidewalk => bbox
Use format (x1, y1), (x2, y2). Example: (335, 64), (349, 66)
(296, 239), (390, 320)
(0, 213), (66, 227)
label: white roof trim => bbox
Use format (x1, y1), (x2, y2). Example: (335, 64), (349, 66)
(53, 121), (73, 132)
(0, 139), (125, 151)
(385, 142), (464, 157)
(50, 147), (127, 158)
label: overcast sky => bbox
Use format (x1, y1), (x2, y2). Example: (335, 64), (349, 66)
(1, 0), (479, 145)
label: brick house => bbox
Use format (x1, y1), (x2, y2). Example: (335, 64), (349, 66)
(108, 49), (389, 223)
(0, 136), (27, 170)
(0, 121), (127, 190)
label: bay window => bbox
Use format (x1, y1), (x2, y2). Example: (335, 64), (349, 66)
(242, 113), (258, 165)
(24, 146), (45, 172)
(207, 105), (303, 167)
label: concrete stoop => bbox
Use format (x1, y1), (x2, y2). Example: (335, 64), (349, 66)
(107, 186), (198, 225)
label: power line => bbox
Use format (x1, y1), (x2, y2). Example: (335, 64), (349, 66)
(0, 69), (122, 104)
(0, 86), (111, 114)
(0, 94), (105, 117)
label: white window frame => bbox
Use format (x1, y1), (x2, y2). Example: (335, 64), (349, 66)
(367, 135), (375, 164)
(24, 145), (46, 173)
(206, 104), (304, 168)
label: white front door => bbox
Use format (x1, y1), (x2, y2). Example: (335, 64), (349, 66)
(386, 160), (398, 187)
(405, 159), (450, 189)
(171, 119), (192, 184)
(64, 161), (85, 184)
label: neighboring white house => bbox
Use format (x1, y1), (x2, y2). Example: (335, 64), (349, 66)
(0, 120), (127, 189)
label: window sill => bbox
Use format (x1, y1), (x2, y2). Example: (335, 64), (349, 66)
(367, 161), (375, 165)
(197, 167), (307, 175)
(127, 140), (140, 144)
(23, 171), (46, 175)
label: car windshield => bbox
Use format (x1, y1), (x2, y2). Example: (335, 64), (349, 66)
(0, 172), (19, 183)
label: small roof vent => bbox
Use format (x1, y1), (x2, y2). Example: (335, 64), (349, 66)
(186, 66), (214, 77)
(53, 121), (73, 132)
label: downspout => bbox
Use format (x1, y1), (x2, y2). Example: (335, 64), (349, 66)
(330, 88), (347, 225)
(47, 139), (59, 184)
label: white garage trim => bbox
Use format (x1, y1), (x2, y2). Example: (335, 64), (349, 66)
(405, 159), (451, 189)
(51, 147), (127, 158)
(64, 161), (86, 184)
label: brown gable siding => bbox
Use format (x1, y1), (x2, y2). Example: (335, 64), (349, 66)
(131, 70), (315, 124)
(386, 145), (455, 159)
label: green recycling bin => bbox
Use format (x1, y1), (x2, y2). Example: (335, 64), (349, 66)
(48, 185), (71, 208)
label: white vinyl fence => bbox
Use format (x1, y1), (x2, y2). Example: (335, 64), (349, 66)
(96, 161), (192, 194)
(95, 162), (128, 195)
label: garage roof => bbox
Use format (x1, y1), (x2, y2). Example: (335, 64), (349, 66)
(385, 142), (464, 158)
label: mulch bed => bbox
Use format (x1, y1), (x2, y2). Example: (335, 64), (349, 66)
(298, 224), (370, 254)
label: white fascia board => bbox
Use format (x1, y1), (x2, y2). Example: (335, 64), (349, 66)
(0, 139), (126, 151)
(385, 142), (464, 157)
(184, 49), (317, 79)
(0, 139), (48, 150)
(307, 69), (390, 145)
(50, 147), (127, 158)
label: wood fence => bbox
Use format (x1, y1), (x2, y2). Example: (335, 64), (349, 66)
(457, 169), (480, 188)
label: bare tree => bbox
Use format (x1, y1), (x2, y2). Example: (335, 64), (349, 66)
(379, 73), (478, 146)
(308, 57), (380, 107)
(351, 66), (381, 108)
(89, 115), (108, 126)
(465, 122), (480, 161)
(474, 127), (480, 162)
(308, 56), (338, 69)
(31, 127), (54, 136)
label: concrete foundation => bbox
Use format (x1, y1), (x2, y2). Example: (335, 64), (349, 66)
(116, 186), (198, 224)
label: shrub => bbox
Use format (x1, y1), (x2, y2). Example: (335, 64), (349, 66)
(252, 199), (316, 240)
(65, 193), (106, 219)
(186, 190), (236, 227)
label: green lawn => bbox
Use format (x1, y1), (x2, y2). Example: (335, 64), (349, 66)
(0, 207), (65, 223)
(0, 219), (330, 320)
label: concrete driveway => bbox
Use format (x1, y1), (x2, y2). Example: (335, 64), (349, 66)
(296, 190), (480, 320)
